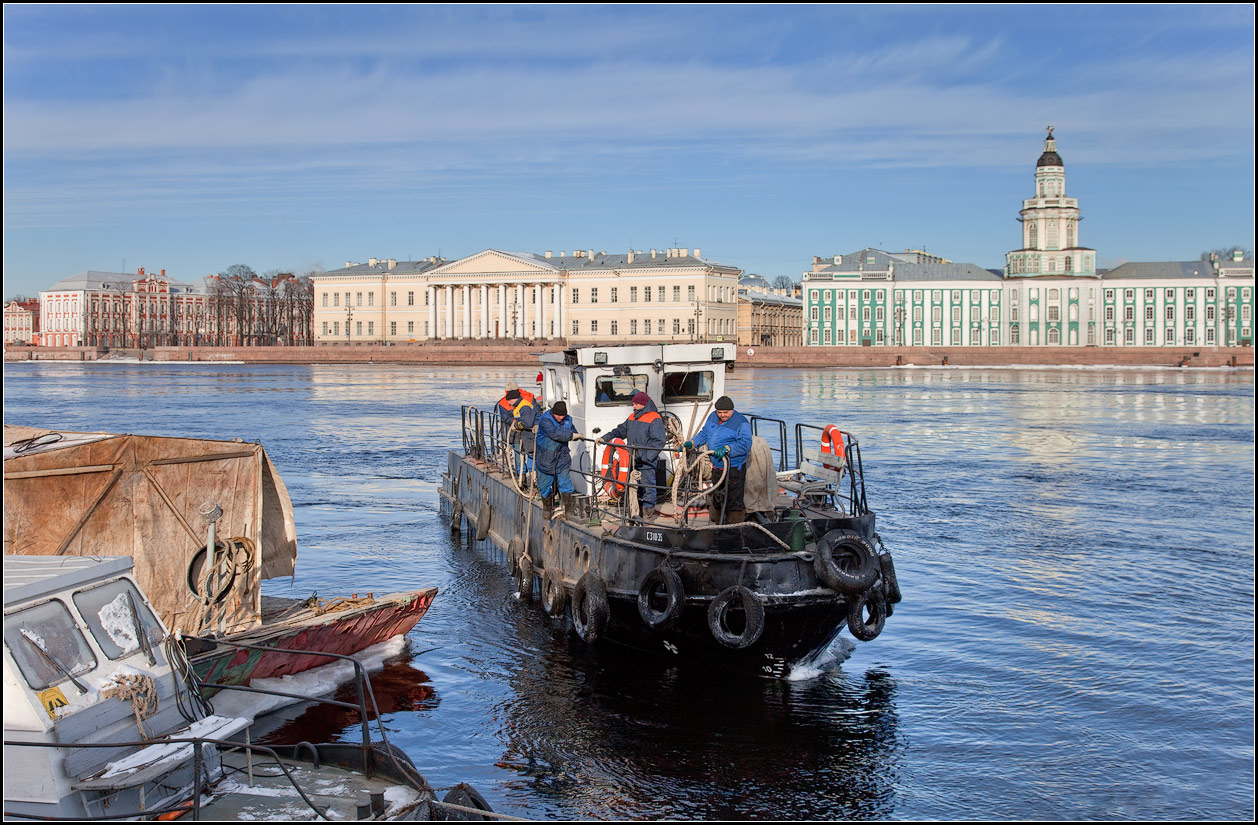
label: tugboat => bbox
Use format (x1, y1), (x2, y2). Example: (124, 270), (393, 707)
(442, 344), (901, 677)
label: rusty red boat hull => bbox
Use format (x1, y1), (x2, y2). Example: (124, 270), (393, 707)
(193, 588), (437, 690)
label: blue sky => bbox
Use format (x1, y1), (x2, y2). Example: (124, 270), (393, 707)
(3, 4), (1254, 299)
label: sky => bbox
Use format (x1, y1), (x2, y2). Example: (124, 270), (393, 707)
(3, 4), (1254, 300)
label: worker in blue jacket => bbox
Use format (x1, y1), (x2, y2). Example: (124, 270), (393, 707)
(535, 401), (582, 519)
(685, 395), (753, 524)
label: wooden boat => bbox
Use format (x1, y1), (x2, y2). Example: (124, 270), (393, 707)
(2, 425), (436, 692)
(2, 554), (476, 821)
(444, 343), (902, 677)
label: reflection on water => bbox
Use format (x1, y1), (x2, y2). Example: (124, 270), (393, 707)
(2, 362), (1253, 819)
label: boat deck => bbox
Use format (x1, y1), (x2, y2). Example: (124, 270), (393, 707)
(196, 751), (426, 820)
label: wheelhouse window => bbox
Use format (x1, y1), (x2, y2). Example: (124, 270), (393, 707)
(73, 578), (164, 660)
(4, 600), (97, 690)
(663, 371), (714, 403)
(594, 373), (649, 406)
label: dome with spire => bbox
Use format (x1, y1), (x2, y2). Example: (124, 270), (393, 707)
(1037, 125), (1063, 167)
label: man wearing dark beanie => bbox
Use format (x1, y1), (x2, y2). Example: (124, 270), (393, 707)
(535, 400), (581, 519)
(684, 395), (752, 523)
(600, 390), (667, 519)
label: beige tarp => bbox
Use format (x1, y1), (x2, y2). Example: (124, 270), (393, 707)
(3, 425), (298, 635)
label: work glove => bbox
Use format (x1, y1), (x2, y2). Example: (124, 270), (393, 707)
(571, 432), (583, 440)
(683, 440), (694, 450)
(714, 446), (730, 462)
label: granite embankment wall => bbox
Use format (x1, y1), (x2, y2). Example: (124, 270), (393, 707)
(5, 343), (1252, 368)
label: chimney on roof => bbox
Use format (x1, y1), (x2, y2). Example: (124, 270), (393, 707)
(388, 259), (396, 270)
(651, 249), (657, 259)
(160, 269), (165, 277)
(681, 248), (689, 257)
(588, 249), (594, 260)
(561, 251), (567, 258)
(368, 258), (378, 267)
(346, 261), (353, 268)
(545, 251), (552, 259)
(627, 250), (635, 264)
(693, 248), (700, 259)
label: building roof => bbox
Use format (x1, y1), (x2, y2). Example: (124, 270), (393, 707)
(1102, 261), (1217, 280)
(739, 289), (801, 307)
(323, 258), (448, 276)
(807, 249), (999, 281)
(893, 262), (1002, 281)
(45, 270), (204, 294)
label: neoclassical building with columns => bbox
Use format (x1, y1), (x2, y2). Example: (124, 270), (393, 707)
(311, 248), (743, 345)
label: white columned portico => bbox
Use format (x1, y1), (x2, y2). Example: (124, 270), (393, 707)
(513, 284), (523, 338)
(497, 285), (507, 338)
(463, 285), (472, 338)
(445, 285), (456, 339)
(534, 284), (543, 338)
(427, 286), (437, 340)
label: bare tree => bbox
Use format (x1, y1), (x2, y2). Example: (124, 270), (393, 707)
(771, 275), (796, 291)
(1201, 247), (1252, 262)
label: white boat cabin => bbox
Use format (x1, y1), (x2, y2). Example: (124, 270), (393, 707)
(537, 344), (736, 494)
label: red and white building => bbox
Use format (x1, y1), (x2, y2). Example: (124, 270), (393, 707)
(3, 300), (41, 345)
(39, 268), (214, 348)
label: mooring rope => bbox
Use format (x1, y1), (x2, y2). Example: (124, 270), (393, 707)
(102, 673), (158, 740)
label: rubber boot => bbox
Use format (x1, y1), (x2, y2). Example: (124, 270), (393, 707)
(728, 509), (747, 524)
(542, 493), (554, 520)
(559, 493), (573, 521)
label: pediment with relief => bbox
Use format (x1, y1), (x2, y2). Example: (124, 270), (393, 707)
(432, 250), (557, 276)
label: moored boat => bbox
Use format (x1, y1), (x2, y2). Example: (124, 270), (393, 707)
(443, 343), (901, 677)
(2, 426), (437, 692)
(2, 554), (487, 821)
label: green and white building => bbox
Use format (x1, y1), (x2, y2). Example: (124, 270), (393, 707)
(803, 130), (1254, 348)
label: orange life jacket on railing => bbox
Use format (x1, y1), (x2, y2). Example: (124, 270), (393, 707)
(599, 438), (631, 499)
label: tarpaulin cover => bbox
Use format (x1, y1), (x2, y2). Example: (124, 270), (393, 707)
(3, 425), (298, 635)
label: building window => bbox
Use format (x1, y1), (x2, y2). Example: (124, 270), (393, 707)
(658, 286), (665, 302)
(630, 287), (638, 302)
(688, 286), (696, 302)
(1126, 306), (1135, 321)
(1166, 288), (1175, 300)
(673, 319), (681, 334)
(932, 307), (942, 324)
(390, 322), (396, 335)
(823, 306), (832, 321)
(572, 289), (580, 304)
(951, 307), (961, 324)
(645, 319), (652, 335)
(408, 321), (414, 334)
(611, 320), (618, 335)
(644, 287), (652, 303)
(913, 328), (923, 345)
(913, 307), (923, 323)
(367, 321), (373, 335)
(1206, 328), (1215, 343)
(811, 307), (819, 321)
(824, 329), (833, 345)
(1145, 329), (1155, 344)
(951, 328), (962, 345)
(408, 291), (415, 306)
(931, 328), (942, 345)
(631, 320), (638, 335)
(611, 287), (618, 303)
(1048, 328), (1060, 344)
(1206, 288), (1215, 300)
(356, 293), (363, 307)
(810, 329), (819, 344)
(322, 293), (329, 307)
(1145, 289), (1155, 301)
(1146, 306), (1155, 322)
(673, 286), (681, 301)
(572, 320), (579, 335)
(333, 293), (340, 307)
(367, 293), (374, 307)
(1048, 306), (1060, 322)
(1165, 306), (1175, 321)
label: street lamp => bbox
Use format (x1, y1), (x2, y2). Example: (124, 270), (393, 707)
(345, 303), (353, 345)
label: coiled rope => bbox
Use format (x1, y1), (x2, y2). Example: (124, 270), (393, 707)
(102, 673), (158, 739)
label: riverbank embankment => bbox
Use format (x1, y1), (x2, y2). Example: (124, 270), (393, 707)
(4, 342), (1252, 368)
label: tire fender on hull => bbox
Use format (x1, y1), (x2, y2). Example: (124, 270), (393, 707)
(814, 529), (879, 594)
(846, 586), (886, 642)
(516, 554), (535, 602)
(572, 572), (610, 643)
(541, 569), (566, 617)
(708, 585), (766, 649)
(636, 566), (684, 632)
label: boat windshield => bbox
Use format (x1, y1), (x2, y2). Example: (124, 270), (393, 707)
(72, 578), (165, 660)
(663, 370), (714, 403)
(594, 374), (648, 406)
(4, 600), (97, 691)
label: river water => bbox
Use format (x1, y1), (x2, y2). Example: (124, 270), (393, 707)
(3, 361), (1254, 820)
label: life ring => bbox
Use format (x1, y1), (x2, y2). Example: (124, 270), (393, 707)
(541, 569), (566, 617)
(814, 529), (879, 594)
(821, 425), (846, 463)
(707, 585), (765, 649)
(516, 554), (534, 602)
(847, 586), (886, 642)
(637, 567), (684, 631)
(598, 438), (631, 499)
(572, 572), (610, 643)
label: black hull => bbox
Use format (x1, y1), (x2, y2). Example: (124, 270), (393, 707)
(443, 450), (883, 676)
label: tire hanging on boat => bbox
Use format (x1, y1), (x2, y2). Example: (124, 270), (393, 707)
(438, 782), (494, 821)
(449, 500), (463, 534)
(878, 552), (902, 604)
(541, 569), (566, 617)
(506, 536), (524, 575)
(475, 489), (492, 541)
(572, 571), (610, 643)
(707, 585), (765, 649)
(846, 586), (887, 642)
(516, 554), (535, 602)
(814, 529), (880, 594)
(636, 566), (684, 631)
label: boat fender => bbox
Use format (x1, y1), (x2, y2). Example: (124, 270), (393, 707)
(637, 566), (685, 631)
(572, 572), (610, 643)
(878, 552), (902, 605)
(185, 541), (237, 605)
(846, 586), (887, 642)
(541, 569), (566, 617)
(438, 782), (495, 821)
(516, 554), (535, 602)
(814, 529), (879, 594)
(507, 536), (524, 574)
(599, 438), (631, 499)
(450, 500), (463, 534)
(475, 505), (491, 542)
(707, 585), (765, 649)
